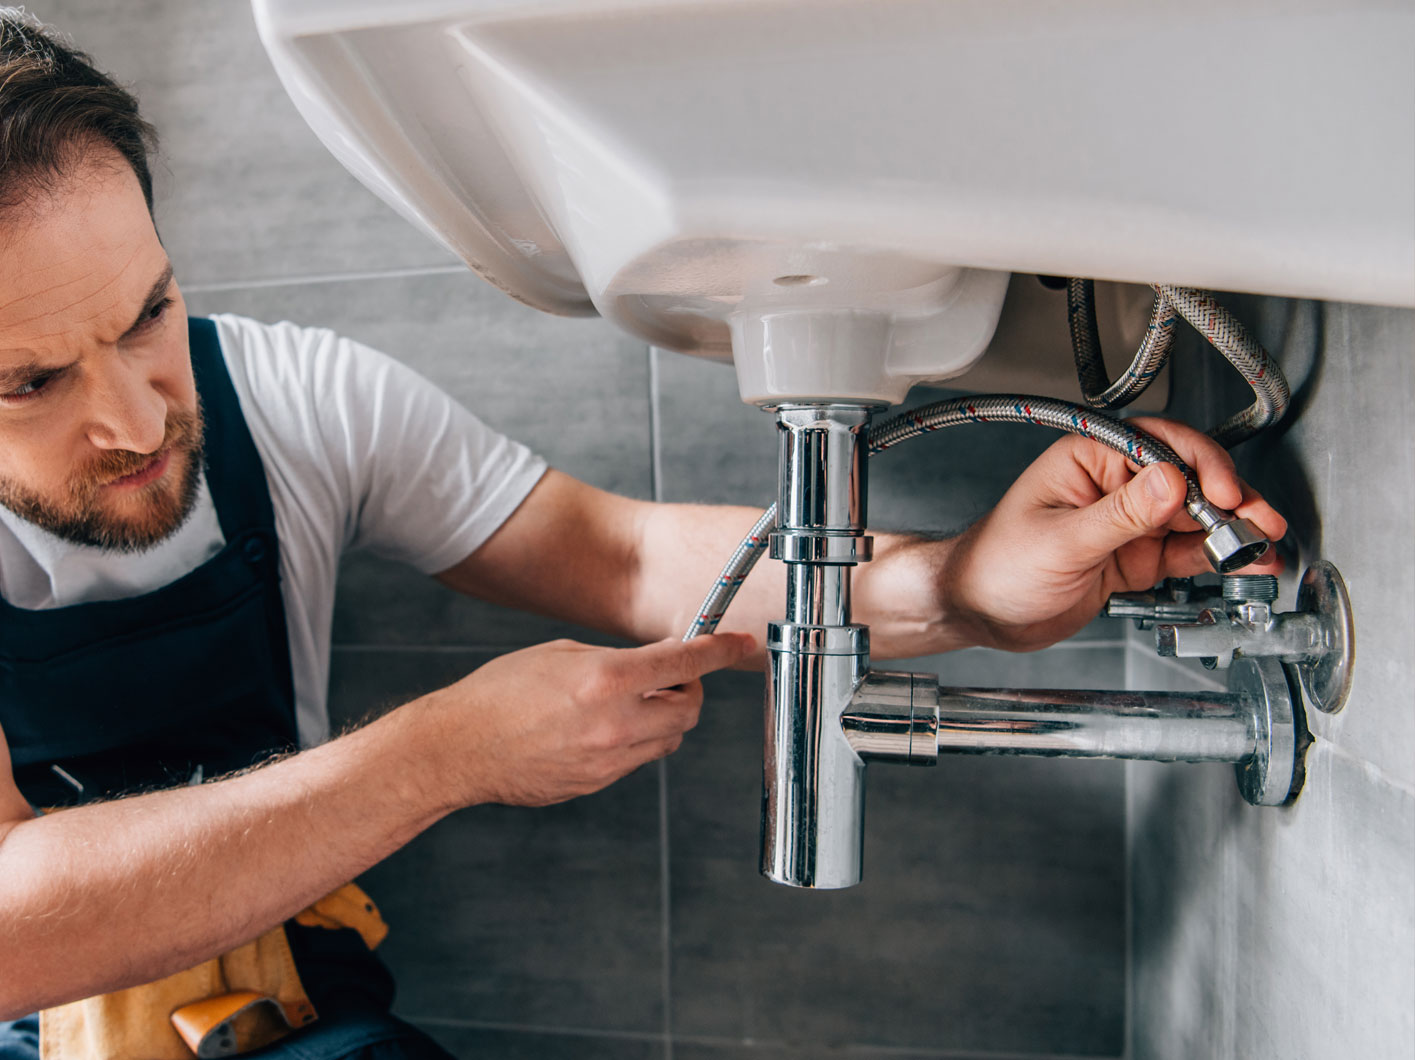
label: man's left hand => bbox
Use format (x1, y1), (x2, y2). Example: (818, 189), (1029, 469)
(933, 416), (1287, 653)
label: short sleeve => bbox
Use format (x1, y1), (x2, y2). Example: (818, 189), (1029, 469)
(213, 315), (547, 575)
(326, 337), (547, 572)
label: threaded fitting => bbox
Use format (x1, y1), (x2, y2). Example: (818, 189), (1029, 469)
(1223, 574), (1279, 603)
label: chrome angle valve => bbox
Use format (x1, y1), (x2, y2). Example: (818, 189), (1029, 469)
(1107, 562), (1356, 716)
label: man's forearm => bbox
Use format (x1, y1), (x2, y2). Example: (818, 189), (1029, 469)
(440, 474), (983, 658)
(0, 696), (457, 1018)
(629, 502), (982, 660)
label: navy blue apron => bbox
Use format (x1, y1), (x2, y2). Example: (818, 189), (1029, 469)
(0, 319), (453, 1060)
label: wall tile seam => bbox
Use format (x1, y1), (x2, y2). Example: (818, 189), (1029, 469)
(181, 263), (468, 294)
(1126, 645), (1415, 793)
(408, 1016), (662, 1042)
(326, 634), (1129, 657)
(329, 638), (1125, 657)
(666, 1038), (1120, 1060)
(1122, 643), (1226, 692)
(1121, 759), (1135, 1060)
(1013, 638), (1128, 652)
(405, 1017), (1122, 1060)
(648, 345), (676, 1060)
(649, 346), (666, 504)
(1310, 736), (1415, 799)
(328, 643), (611, 654)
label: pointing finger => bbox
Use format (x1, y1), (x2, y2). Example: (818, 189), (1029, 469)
(618, 633), (756, 693)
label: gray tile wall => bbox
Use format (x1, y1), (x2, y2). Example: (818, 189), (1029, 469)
(1124, 300), (1415, 1058)
(33, 3), (1135, 1056)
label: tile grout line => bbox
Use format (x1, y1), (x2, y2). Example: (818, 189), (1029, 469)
(1317, 737), (1415, 799)
(329, 634), (1119, 659)
(329, 642), (623, 654)
(1123, 759), (1136, 1060)
(1127, 632), (1415, 795)
(1122, 645), (1138, 1060)
(181, 263), (466, 294)
(648, 345), (674, 1060)
(1033, 637), (1127, 651)
(942, 637), (1129, 656)
(409, 1017), (662, 1043)
(668, 1034), (1122, 1060)
(649, 347), (666, 506)
(657, 757), (673, 1060)
(410, 1015), (1122, 1059)
(1124, 639), (1227, 691)
(1121, 651), (1137, 1060)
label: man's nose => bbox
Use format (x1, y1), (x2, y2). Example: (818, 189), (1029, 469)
(83, 356), (168, 454)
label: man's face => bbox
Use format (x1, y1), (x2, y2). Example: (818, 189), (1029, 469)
(0, 149), (200, 552)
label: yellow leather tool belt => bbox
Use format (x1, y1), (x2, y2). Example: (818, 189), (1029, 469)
(38, 882), (388, 1060)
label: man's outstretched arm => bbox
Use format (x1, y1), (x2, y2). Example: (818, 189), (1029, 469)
(0, 633), (753, 1018)
(440, 415), (1286, 659)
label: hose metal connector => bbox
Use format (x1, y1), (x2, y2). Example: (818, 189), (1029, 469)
(1201, 518), (1270, 574)
(1188, 498), (1270, 574)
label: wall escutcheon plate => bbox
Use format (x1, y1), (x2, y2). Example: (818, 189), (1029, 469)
(1230, 656), (1303, 806)
(1294, 560), (1355, 715)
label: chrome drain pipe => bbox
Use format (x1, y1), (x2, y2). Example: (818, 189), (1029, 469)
(842, 661), (1301, 809)
(762, 404), (875, 890)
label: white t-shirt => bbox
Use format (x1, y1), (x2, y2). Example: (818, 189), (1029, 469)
(0, 314), (547, 747)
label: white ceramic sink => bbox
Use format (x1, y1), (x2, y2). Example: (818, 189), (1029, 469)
(255, 0), (1414, 404)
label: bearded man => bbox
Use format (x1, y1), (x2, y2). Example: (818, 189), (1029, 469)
(0, 12), (1286, 1060)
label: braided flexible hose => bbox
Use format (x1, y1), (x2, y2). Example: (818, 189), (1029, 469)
(1156, 285), (1290, 448)
(683, 395), (1215, 640)
(1067, 279), (1178, 409)
(682, 505), (777, 639)
(870, 395), (1205, 509)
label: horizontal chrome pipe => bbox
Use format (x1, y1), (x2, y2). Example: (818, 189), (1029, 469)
(842, 661), (1300, 806)
(844, 680), (1257, 765)
(931, 687), (1256, 761)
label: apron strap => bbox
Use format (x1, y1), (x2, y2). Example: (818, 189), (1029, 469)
(188, 317), (277, 542)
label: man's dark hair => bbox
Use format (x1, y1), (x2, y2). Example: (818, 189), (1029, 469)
(0, 9), (156, 212)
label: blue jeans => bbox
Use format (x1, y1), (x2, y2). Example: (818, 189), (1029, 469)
(0, 1017), (37, 1060)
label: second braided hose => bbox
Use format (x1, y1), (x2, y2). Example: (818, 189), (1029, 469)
(1067, 280), (1289, 449)
(1157, 285), (1290, 448)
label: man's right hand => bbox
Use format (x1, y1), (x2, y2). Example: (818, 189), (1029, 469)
(425, 632), (755, 808)
(0, 630), (753, 1017)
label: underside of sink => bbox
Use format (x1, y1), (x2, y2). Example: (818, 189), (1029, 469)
(256, 0), (1414, 401)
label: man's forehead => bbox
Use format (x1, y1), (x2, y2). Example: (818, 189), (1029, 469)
(0, 154), (168, 354)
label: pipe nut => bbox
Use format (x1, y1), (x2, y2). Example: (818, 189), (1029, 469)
(1202, 517), (1270, 574)
(770, 531), (873, 564)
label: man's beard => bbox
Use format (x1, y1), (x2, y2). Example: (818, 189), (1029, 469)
(0, 407), (205, 553)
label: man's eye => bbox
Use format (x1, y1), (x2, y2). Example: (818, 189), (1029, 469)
(0, 375), (53, 402)
(140, 296), (173, 328)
